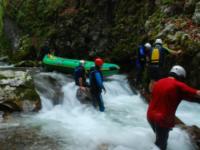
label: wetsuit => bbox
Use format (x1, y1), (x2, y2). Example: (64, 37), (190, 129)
(89, 67), (105, 112)
(74, 65), (88, 87)
(147, 77), (197, 150)
(136, 45), (151, 85)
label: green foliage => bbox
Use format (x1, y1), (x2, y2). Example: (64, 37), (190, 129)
(10, 35), (32, 62)
(161, 0), (174, 5)
(44, 0), (64, 12)
(0, 33), (12, 56)
(0, 0), (7, 35)
(0, 74), (7, 79)
(7, 0), (63, 38)
(0, 6), (3, 35)
(5, 0), (150, 63)
(147, 9), (165, 39)
(110, 2), (148, 62)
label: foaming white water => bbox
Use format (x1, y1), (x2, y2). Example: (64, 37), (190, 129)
(177, 101), (200, 127)
(39, 95), (54, 112)
(34, 74), (195, 150)
(0, 62), (14, 68)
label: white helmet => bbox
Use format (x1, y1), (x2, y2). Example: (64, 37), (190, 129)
(144, 43), (151, 49)
(79, 60), (85, 66)
(155, 38), (163, 44)
(169, 65), (186, 78)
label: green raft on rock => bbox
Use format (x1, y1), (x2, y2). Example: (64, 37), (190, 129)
(42, 54), (120, 76)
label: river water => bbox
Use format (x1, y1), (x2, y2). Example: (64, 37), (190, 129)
(0, 58), (14, 68)
(0, 72), (199, 150)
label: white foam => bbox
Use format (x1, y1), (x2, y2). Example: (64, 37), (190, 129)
(33, 74), (196, 150)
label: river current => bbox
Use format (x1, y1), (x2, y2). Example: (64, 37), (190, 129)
(0, 71), (199, 150)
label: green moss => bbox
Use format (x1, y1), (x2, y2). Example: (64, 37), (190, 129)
(0, 0), (8, 34)
(15, 80), (40, 101)
(9, 35), (32, 63)
(22, 88), (40, 101)
(0, 0), (5, 35)
(0, 5), (3, 34)
(0, 33), (12, 56)
(147, 9), (166, 38)
(0, 74), (7, 79)
(161, 0), (174, 5)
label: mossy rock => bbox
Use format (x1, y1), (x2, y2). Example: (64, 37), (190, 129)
(0, 74), (7, 80)
(14, 60), (39, 67)
(0, 70), (41, 112)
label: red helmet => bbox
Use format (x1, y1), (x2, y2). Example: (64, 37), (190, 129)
(95, 58), (104, 67)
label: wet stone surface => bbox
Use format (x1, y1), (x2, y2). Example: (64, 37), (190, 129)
(0, 125), (64, 150)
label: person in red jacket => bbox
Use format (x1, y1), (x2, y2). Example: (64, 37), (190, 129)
(147, 65), (200, 150)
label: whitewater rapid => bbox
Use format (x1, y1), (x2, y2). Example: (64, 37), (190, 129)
(31, 73), (197, 150)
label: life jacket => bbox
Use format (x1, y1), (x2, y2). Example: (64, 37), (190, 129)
(74, 66), (85, 86)
(89, 67), (103, 92)
(150, 45), (162, 65)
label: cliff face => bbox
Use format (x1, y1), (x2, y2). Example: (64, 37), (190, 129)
(0, 0), (199, 86)
(0, 0), (150, 62)
(144, 0), (200, 87)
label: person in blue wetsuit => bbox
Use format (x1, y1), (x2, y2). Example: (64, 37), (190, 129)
(89, 58), (106, 112)
(135, 43), (152, 87)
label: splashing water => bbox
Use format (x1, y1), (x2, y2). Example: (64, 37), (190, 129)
(31, 73), (196, 150)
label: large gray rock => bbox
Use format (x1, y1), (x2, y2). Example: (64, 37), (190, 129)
(0, 70), (41, 112)
(157, 23), (176, 38)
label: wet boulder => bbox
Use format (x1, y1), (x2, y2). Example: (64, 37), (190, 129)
(14, 60), (39, 67)
(0, 100), (21, 112)
(0, 70), (41, 113)
(0, 126), (60, 150)
(33, 73), (70, 105)
(180, 125), (200, 149)
(76, 88), (92, 104)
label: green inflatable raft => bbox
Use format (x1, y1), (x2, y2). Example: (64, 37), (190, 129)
(42, 54), (120, 76)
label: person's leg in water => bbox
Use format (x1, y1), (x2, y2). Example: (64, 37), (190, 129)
(96, 91), (105, 112)
(155, 127), (170, 150)
(136, 66), (142, 85)
(91, 90), (105, 112)
(91, 90), (98, 108)
(148, 120), (170, 150)
(135, 60), (144, 88)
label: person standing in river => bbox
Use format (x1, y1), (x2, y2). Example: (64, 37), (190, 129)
(89, 58), (106, 112)
(147, 65), (200, 150)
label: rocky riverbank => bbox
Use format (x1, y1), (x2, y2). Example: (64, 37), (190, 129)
(0, 67), (41, 116)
